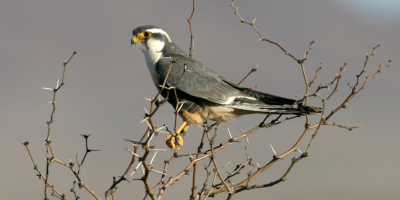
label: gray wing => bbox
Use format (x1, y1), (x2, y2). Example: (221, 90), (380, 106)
(156, 55), (251, 104)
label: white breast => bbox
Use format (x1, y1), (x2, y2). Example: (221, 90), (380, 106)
(143, 38), (165, 86)
(144, 53), (162, 86)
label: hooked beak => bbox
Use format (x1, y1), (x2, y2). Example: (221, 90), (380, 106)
(131, 34), (144, 45)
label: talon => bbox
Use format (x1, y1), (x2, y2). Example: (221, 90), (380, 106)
(166, 134), (183, 151)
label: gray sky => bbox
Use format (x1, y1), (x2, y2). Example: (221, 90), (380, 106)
(1, 0), (399, 199)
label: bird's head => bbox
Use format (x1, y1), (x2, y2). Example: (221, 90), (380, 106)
(131, 25), (172, 54)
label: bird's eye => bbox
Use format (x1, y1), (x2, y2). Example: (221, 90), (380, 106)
(143, 32), (151, 38)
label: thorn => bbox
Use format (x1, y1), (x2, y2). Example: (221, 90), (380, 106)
(145, 120), (153, 130)
(227, 127), (232, 139)
(41, 87), (54, 91)
(150, 151), (158, 165)
(297, 148), (303, 154)
(87, 149), (100, 152)
(144, 97), (153, 101)
(125, 148), (142, 158)
(156, 125), (167, 131)
(245, 136), (250, 145)
(140, 117), (149, 124)
(81, 134), (91, 138)
(176, 102), (185, 113)
(270, 144), (276, 155)
(56, 79), (60, 88)
(255, 160), (261, 168)
(130, 161), (142, 177)
(157, 131), (170, 134)
(165, 86), (175, 90)
(147, 132), (154, 145)
(141, 163), (145, 175)
(150, 169), (170, 176)
(124, 139), (144, 145)
(150, 149), (169, 151)
(237, 127), (245, 134)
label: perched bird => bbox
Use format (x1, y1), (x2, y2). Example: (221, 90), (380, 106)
(131, 25), (320, 150)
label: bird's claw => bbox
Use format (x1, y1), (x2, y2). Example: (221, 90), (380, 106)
(166, 133), (183, 151)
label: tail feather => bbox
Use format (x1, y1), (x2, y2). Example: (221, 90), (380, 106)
(223, 80), (321, 115)
(224, 80), (297, 105)
(230, 101), (321, 115)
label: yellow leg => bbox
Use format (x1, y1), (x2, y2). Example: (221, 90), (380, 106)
(176, 121), (187, 135)
(180, 124), (191, 139)
(183, 124), (190, 132)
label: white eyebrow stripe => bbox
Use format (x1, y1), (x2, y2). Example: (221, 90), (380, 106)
(146, 28), (172, 42)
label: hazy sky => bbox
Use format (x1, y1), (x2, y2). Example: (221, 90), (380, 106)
(1, 0), (399, 199)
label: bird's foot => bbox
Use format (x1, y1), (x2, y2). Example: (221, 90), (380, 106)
(166, 133), (183, 151)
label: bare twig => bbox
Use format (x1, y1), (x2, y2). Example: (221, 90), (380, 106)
(206, 125), (232, 194)
(188, 0), (197, 57)
(230, 0), (298, 61)
(238, 65), (258, 85)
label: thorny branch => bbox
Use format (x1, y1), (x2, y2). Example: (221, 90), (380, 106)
(24, 2), (390, 200)
(230, 0), (299, 62)
(43, 52), (76, 199)
(121, 44), (388, 198)
(24, 51), (100, 200)
(206, 124), (233, 194)
(22, 142), (64, 199)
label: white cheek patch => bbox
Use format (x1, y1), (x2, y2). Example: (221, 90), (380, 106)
(146, 38), (165, 53)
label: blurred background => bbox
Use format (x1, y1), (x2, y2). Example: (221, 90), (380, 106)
(1, 0), (399, 199)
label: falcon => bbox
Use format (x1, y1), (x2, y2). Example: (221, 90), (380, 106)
(131, 25), (320, 150)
